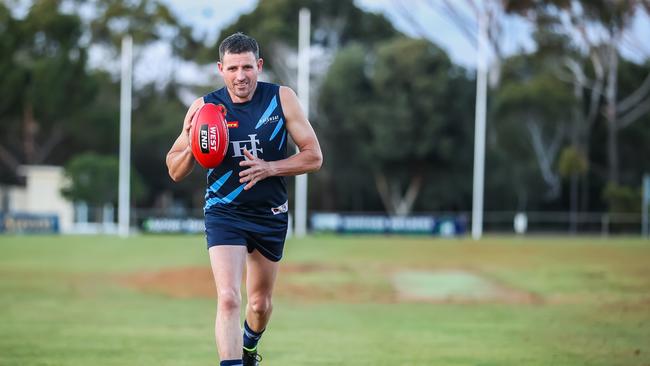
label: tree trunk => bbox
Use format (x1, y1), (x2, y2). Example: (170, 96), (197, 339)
(374, 172), (423, 215)
(580, 139), (591, 213)
(605, 43), (619, 184)
(606, 115), (619, 185)
(569, 108), (579, 234)
(0, 144), (20, 172)
(526, 117), (564, 199)
(570, 172), (578, 234)
(23, 101), (38, 164)
(34, 124), (64, 164)
(374, 172), (396, 214)
(395, 175), (423, 216)
(564, 54), (603, 220)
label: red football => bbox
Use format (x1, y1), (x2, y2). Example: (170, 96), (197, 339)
(190, 103), (229, 168)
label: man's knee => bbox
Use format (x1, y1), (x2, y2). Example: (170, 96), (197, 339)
(248, 294), (272, 316)
(217, 288), (241, 313)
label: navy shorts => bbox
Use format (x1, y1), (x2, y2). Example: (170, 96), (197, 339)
(204, 210), (288, 262)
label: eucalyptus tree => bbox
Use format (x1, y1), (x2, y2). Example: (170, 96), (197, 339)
(0, 0), (98, 181)
(506, 0), (650, 186)
(493, 54), (577, 206)
(320, 38), (474, 214)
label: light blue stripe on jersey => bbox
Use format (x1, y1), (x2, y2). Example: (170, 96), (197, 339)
(278, 130), (286, 150)
(222, 184), (246, 203)
(204, 196), (223, 209)
(255, 95), (278, 129)
(204, 183), (246, 210)
(270, 118), (284, 140)
(208, 170), (233, 193)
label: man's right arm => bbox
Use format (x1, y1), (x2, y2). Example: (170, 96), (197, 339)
(166, 98), (205, 182)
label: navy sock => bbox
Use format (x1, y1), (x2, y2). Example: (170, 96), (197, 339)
(243, 320), (264, 351)
(220, 360), (242, 366)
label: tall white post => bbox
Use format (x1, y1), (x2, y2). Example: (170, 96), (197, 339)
(471, 12), (488, 240)
(118, 35), (133, 238)
(295, 8), (311, 238)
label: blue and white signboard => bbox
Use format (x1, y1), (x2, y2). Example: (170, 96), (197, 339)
(310, 213), (467, 236)
(0, 213), (59, 234)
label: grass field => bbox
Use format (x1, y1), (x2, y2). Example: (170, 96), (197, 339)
(1, 234), (649, 365)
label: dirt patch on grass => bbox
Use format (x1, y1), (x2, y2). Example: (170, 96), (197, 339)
(120, 264), (540, 304)
(120, 263), (391, 302)
(122, 267), (215, 298)
(392, 269), (542, 305)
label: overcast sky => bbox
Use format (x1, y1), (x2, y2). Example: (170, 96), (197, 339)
(160, 0), (650, 68)
(160, 0), (525, 68)
(67, 0), (647, 91)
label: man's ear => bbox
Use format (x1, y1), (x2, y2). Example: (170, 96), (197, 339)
(257, 58), (264, 72)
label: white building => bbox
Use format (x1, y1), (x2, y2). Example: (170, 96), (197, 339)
(1, 165), (74, 233)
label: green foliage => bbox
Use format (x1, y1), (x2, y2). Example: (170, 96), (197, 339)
(219, 0), (398, 48)
(215, 0), (400, 80)
(558, 146), (588, 178)
(505, 0), (639, 28)
(319, 37), (474, 211)
(61, 152), (146, 206)
(369, 38), (462, 164)
(130, 82), (206, 208)
(602, 183), (641, 214)
(315, 43), (381, 210)
(0, 3), (22, 117)
(0, 0), (112, 185)
(2, 0), (649, 213)
(491, 53), (578, 205)
(88, 0), (203, 58)
(0, 0), (205, 207)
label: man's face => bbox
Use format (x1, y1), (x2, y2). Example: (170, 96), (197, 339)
(218, 51), (263, 102)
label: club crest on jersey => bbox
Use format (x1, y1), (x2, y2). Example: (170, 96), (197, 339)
(231, 134), (263, 158)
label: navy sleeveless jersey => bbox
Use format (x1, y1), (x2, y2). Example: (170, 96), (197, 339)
(202, 82), (288, 222)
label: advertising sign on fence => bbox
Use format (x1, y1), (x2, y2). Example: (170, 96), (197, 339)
(310, 213), (467, 236)
(0, 213), (59, 234)
(141, 214), (467, 236)
(141, 218), (205, 234)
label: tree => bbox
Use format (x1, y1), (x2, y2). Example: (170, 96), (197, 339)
(0, 3), (23, 176)
(217, 0), (399, 83)
(392, 0), (517, 88)
(493, 54), (577, 205)
(82, 0), (214, 208)
(506, 0), (650, 186)
(215, 0), (403, 213)
(0, 0), (212, 211)
(214, 0), (401, 131)
(61, 152), (146, 207)
(0, 0), (99, 179)
(320, 38), (474, 214)
(130, 82), (208, 210)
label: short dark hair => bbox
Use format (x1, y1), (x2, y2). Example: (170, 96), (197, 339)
(219, 32), (260, 61)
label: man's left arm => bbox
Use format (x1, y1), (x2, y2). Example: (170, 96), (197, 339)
(239, 86), (322, 190)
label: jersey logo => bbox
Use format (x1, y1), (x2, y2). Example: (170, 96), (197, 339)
(258, 114), (280, 127)
(227, 121), (239, 128)
(231, 134), (263, 158)
(271, 201), (288, 215)
(199, 124), (216, 153)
